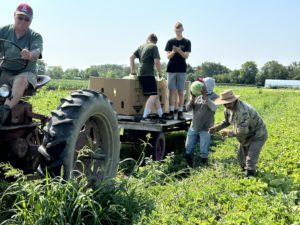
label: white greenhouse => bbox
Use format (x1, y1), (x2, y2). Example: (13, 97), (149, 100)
(264, 79), (300, 88)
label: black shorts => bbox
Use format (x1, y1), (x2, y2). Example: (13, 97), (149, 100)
(138, 75), (157, 96)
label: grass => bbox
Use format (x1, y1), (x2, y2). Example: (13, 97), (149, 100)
(1, 85), (300, 224)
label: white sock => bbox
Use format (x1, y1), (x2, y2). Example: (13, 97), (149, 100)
(143, 108), (151, 118)
(169, 106), (175, 112)
(178, 107), (183, 112)
(157, 108), (163, 117)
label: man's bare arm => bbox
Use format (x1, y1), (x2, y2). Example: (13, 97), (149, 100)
(21, 49), (41, 61)
(130, 54), (136, 74)
(154, 58), (162, 77)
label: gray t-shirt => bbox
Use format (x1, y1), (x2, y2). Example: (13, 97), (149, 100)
(186, 92), (219, 132)
(0, 24), (43, 74)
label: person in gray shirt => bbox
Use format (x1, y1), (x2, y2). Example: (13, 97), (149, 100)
(185, 78), (218, 167)
(0, 3), (43, 125)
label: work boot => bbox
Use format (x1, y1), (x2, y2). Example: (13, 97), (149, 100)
(245, 169), (256, 178)
(185, 154), (193, 168)
(177, 111), (185, 121)
(0, 104), (11, 126)
(164, 111), (174, 120)
(200, 157), (208, 166)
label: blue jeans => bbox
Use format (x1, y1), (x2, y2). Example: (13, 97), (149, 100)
(185, 127), (211, 158)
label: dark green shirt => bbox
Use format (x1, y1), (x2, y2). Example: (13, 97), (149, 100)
(134, 43), (160, 76)
(0, 24), (43, 74)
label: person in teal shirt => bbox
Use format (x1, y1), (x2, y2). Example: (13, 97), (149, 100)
(0, 3), (43, 125)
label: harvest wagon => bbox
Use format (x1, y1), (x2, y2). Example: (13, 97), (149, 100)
(89, 77), (192, 161)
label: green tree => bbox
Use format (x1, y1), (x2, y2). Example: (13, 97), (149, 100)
(83, 65), (99, 79)
(36, 60), (46, 75)
(256, 61), (288, 86)
(63, 68), (81, 79)
(104, 70), (114, 78)
(229, 69), (240, 84)
(287, 62), (300, 80)
(239, 61), (258, 84)
(96, 64), (130, 78)
(46, 66), (64, 79)
(214, 73), (232, 83)
(198, 62), (230, 77)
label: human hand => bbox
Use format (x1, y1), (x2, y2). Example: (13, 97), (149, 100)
(172, 46), (179, 53)
(220, 129), (235, 138)
(208, 127), (217, 134)
(190, 91), (196, 100)
(21, 49), (32, 60)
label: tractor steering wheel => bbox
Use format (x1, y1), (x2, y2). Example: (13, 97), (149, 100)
(0, 38), (28, 73)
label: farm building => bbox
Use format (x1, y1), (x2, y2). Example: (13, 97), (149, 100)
(264, 79), (300, 88)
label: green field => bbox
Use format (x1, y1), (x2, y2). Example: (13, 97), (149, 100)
(1, 84), (300, 224)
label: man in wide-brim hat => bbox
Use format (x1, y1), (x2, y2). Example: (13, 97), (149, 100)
(208, 89), (268, 177)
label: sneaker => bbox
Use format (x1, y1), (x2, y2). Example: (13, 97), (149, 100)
(157, 117), (166, 124)
(0, 104), (11, 126)
(177, 111), (185, 121)
(140, 117), (156, 124)
(164, 111), (174, 120)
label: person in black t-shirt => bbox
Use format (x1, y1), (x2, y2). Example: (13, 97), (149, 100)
(165, 22), (191, 120)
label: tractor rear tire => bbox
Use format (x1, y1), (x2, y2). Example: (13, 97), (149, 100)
(39, 90), (120, 182)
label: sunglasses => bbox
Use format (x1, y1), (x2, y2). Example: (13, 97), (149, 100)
(17, 15), (31, 22)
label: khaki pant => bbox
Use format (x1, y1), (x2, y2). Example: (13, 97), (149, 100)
(0, 71), (37, 89)
(237, 131), (268, 171)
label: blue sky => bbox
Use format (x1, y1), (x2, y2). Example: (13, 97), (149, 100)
(1, 0), (299, 70)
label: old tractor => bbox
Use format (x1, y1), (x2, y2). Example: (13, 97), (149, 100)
(0, 38), (120, 182)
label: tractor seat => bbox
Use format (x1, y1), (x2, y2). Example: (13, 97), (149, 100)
(36, 75), (51, 90)
(24, 75), (51, 97)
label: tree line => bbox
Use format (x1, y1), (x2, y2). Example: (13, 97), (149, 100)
(36, 60), (300, 86)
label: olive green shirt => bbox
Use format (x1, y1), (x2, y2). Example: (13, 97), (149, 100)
(0, 24), (43, 74)
(133, 43), (160, 76)
(216, 100), (267, 145)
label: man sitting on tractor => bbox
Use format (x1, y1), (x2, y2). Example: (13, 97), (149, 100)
(0, 3), (43, 125)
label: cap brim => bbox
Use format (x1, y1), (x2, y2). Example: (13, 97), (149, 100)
(214, 95), (240, 105)
(15, 11), (32, 19)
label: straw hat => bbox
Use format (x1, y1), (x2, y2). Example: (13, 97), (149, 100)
(214, 89), (240, 105)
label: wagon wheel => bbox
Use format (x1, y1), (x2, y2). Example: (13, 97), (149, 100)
(149, 132), (166, 161)
(39, 90), (120, 183)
